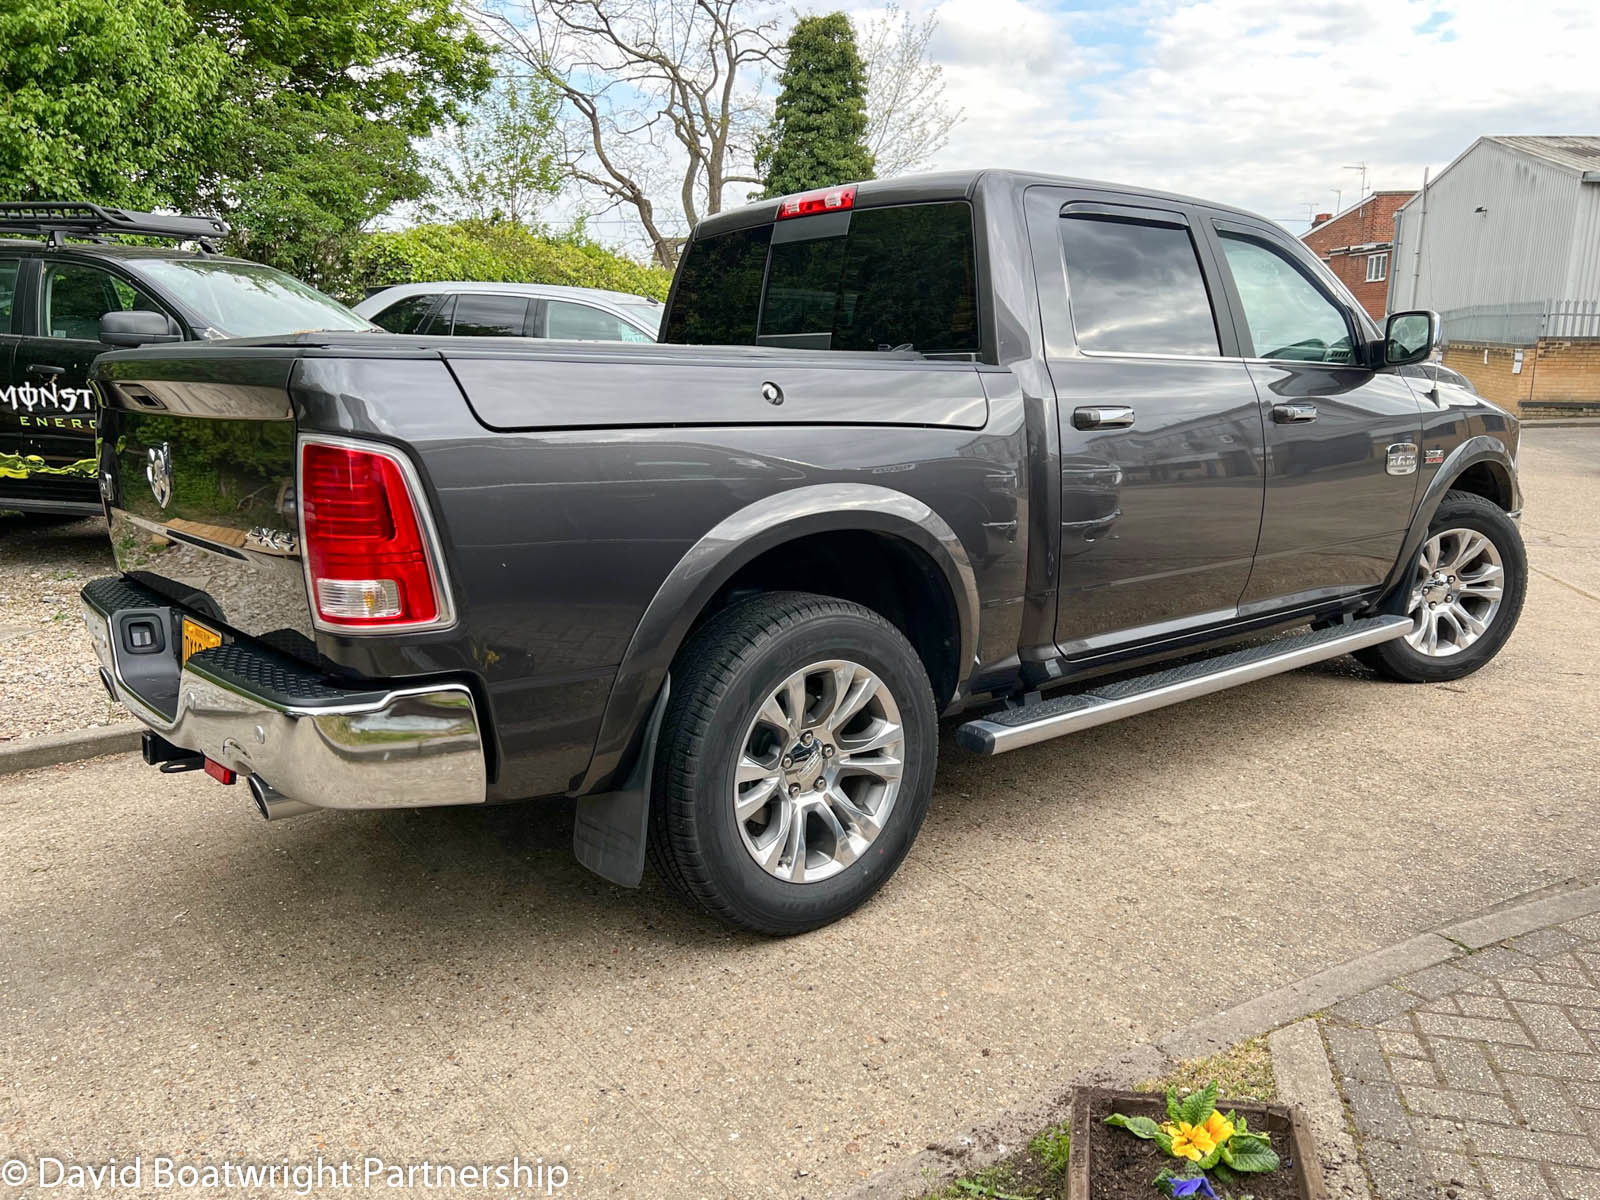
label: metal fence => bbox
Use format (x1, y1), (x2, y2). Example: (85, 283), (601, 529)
(1437, 299), (1600, 346)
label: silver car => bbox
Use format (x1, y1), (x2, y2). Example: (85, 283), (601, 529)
(354, 281), (662, 342)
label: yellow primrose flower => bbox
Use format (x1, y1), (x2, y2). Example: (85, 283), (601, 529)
(1203, 1111), (1235, 1146)
(1161, 1121), (1217, 1162)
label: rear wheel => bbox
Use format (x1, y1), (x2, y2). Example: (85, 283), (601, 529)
(1355, 489), (1526, 683)
(647, 591), (936, 935)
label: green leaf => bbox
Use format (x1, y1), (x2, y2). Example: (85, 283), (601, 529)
(1107, 1113), (1163, 1141)
(1197, 1140), (1224, 1170)
(1221, 1135), (1281, 1174)
(1154, 1129), (1174, 1156)
(1166, 1087), (1183, 1123)
(1178, 1080), (1219, 1127)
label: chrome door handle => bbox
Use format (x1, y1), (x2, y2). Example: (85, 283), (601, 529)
(1072, 405), (1135, 430)
(1272, 402), (1318, 423)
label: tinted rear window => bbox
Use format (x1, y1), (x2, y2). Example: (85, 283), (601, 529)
(451, 293), (531, 337)
(664, 201), (980, 356)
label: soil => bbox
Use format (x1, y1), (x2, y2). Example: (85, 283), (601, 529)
(1086, 1093), (1307, 1200)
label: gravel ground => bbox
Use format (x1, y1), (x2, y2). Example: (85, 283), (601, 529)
(0, 512), (127, 741)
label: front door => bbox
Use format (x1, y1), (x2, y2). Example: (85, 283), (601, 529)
(11, 259), (170, 506)
(1025, 187), (1267, 655)
(1200, 218), (1423, 613)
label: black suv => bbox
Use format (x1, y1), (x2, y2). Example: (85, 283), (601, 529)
(0, 203), (373, 519)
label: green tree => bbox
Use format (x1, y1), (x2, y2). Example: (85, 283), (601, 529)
(343, 221), (671, 303)
(0, 0), (227, 208)
(189, 0), (494, 278)
(0, 0), (492, 282)
(426, 73), (564, 225)
(756, 13), (874, 200)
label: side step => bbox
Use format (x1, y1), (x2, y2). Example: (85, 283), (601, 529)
(956, 615), (1412, 756)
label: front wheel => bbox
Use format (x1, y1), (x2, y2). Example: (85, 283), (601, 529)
(1355, 489), (1527, 683)
(647, 591), (936, 935)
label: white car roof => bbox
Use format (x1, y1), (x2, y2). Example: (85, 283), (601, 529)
(353, 281), (662, 323)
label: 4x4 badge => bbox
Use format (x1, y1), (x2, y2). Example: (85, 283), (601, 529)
(146, 442), (174, 508)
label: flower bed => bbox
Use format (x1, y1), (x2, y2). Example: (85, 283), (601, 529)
(1068, 1087), (1325, 1200)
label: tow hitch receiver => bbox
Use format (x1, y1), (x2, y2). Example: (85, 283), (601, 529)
(141, 731), (204, 774)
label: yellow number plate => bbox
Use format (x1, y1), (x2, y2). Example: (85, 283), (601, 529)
(181, 617), (222, 664)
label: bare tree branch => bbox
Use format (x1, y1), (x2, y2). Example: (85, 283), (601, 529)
(472, 0), (779, 267)
(856, 3), (963, 179)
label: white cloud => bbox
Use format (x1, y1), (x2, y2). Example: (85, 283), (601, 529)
(911, 0), (1600, 229)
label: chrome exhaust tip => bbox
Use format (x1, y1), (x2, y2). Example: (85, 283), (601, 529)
(247, 774), (316, 821)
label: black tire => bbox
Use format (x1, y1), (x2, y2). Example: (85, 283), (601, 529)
(647, 591), (936, 935)
(1355, 489), (1526, 683)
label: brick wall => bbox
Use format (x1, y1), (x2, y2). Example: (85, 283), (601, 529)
(1324, 252), (1391, 323)
(1445, 338), (1600, 417)
(1301, 192), (1415, 322)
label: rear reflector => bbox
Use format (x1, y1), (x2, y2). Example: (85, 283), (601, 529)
(204, 758), (236, 785)
(776, 184), (856, 220)
(300, 440), (445, 629)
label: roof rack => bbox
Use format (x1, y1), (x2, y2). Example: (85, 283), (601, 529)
(0, 202), (229, 251)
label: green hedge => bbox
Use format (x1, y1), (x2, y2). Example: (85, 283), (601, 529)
(340, 220), (671, 303)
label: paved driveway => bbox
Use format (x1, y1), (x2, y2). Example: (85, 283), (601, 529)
(2, 428), (1597, 1199)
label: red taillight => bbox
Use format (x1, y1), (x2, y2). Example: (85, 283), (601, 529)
(776, 184), (856, 220)
(300, 440), (443, 628)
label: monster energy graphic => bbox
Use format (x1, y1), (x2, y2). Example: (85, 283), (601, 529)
(0, 452), (99, 480)
(1, 379), (95, 413)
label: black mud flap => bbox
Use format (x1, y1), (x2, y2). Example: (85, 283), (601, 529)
(572, 680), (670, 888)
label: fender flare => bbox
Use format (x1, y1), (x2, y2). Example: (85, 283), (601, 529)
(573, 483), (980, 796)
(1371, 434), (1521, 605)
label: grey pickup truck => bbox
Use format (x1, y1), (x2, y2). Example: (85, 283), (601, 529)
(81, 171), (1526, 934)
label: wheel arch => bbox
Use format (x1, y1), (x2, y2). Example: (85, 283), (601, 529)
(1371, 435), (1521, 606)
(573, 483), (980, 796)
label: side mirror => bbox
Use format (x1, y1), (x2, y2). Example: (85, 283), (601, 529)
(1383, 310), (1440, 367)
(100, 310), (182, 348)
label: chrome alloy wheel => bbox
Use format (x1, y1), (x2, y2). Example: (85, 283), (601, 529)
(733, 659), (905, 884)
(1405, 527), (1505, 657)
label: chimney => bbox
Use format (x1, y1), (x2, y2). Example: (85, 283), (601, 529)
(1312, 212), (1333, 227)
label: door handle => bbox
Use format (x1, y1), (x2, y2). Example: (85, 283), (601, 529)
(1072, 405), (1136, 430)
(25, 364), (66, 379)
(1272, 402), (1318, 423)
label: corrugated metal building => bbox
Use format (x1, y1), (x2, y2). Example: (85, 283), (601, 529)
(1388, 136), (1600, 336)
(1387, 136), (1600, 417)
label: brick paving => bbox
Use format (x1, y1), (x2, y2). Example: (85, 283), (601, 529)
(1320, 914), (1600, 1199)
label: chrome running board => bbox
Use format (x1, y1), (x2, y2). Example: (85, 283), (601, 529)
(956, 615), (1412, 756)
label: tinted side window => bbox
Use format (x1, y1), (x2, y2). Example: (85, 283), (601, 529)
(418, 295), (456, 335)
(546, 300), (652, 342)
(450, 294), (532, 337)
(371, 294), (436, 333)
(664, 224), (773, 344)
(1058, 215), (1220, 356)
(1218, 233), (1355, 364)
(42, 263), (162, 341)
(0, 259), (19, 333)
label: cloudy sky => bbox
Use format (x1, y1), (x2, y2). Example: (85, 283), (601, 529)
(809, 0), (1600, 232)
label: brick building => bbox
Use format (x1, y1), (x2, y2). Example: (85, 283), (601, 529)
(1300, 191), (1416, 320)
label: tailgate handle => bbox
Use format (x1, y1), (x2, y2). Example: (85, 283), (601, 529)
(1072, 405), (1135, 430)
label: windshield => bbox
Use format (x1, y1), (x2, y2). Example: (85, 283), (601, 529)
(617, 303), (664, 334)
(126, 259), (374, 338)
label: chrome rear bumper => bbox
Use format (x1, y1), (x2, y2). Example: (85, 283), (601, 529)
(81, 579), (486, 813)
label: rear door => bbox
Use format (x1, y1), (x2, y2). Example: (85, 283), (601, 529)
(11, 258), (175, 504)
(1200, 216), (1423, 611)
(1024, 187), (1267, 655)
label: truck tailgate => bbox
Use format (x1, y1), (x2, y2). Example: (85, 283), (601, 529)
(94, 348), (315, 653)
